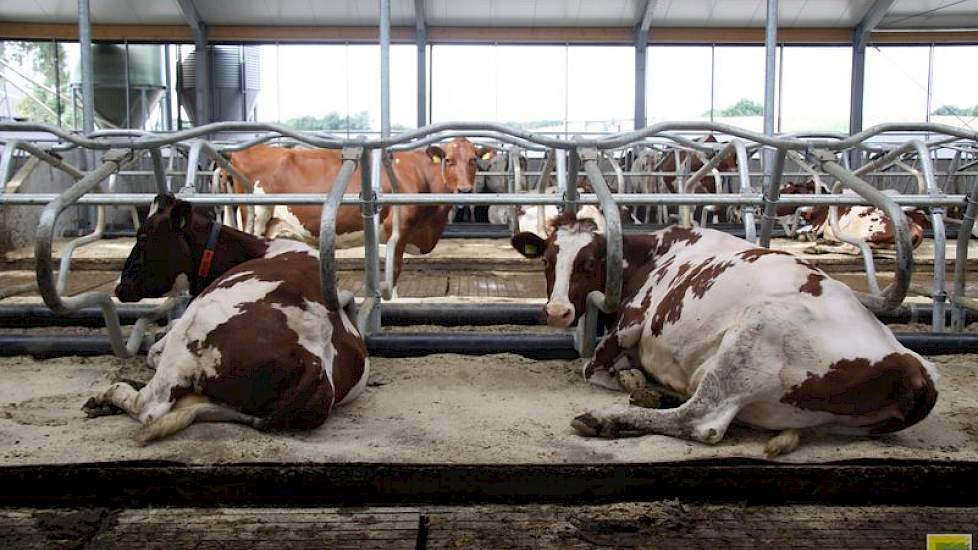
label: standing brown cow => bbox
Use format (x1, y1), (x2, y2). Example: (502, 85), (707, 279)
(227, 138), (494, 285)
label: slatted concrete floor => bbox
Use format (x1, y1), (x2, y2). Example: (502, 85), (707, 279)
(2, 504), (976, 549)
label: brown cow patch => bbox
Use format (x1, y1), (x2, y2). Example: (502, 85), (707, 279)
(655, 226), (702, 256)
(781, 353), (937, 434)
(799, 272), (826, 296)
(650, 256), (735, 336)
(737, 248), (792, 263)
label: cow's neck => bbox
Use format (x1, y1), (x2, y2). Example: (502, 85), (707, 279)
(187, 216), (268, 296)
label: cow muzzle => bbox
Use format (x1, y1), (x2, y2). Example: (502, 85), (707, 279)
(545, 303), (575, 328)
(115, 282), (142, 303)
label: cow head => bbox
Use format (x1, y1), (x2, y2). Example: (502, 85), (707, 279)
(115, 194), (197, 302)
(777, 179), (817, 218)
(426, 137), (495, 193)
(512, 214), (605, 328)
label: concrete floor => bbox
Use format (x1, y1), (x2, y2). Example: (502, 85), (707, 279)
(0, 352), (976, 467)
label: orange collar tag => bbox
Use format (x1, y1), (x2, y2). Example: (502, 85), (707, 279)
(198, 249), (215, 277)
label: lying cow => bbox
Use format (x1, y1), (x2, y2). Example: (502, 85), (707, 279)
(84, 194), (368, 443)
(227, 138), (494, 285)
(778, 180), (927, 255)
(512, 216), (938, 456)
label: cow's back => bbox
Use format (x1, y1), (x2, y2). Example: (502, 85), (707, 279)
(630, 227), (933, 400)
(155, 239), (367, 428)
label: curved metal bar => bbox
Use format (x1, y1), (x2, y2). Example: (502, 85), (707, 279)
(907, 139), (947, 333)
(380, 150), (402, 301)
(32, 149), (170, 357)
(5, 120), (977, 159)
(826, 182), (884, 297)
(319, 149), (361, 312)
(508, 147), (522, 235)
(952, 173), (978, 332)
(1, 139), (84, 188)
(578, 148), (623, 357)
(811, 151), (914, 313)
(757, 147), (786, 247)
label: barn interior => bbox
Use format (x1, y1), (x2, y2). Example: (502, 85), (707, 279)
(3, 0), (978, 547)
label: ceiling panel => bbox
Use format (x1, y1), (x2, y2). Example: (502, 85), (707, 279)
(0, 0), (976, 29)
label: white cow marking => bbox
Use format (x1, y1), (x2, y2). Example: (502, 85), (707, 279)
(550, 227), (595, 309)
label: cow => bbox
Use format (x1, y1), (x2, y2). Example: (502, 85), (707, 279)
(777, 179), (927, 255)
(83, 194), (368, 444)
(455, 149), (528, 223)
(511, 215), (938, 457)
(621, 137), (739, 225)
(226, 138), (495, 286)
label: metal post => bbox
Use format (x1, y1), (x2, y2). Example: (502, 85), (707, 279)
(849, 1), (895, 144)
(123, 41), (131, 128)
(77, 0), (94, 136)
(763, 0), (778, 191)
(380, 0), (391, 137)
(634, 28), (647, 130)
(52, 40), (63, 127)
(194, 31), (209, 126)
(415, 0), (427, 128)
(360, 150), (382, 333)
(163, 45), (173, 131)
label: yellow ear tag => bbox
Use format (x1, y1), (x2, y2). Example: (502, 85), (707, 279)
(432, 156), (441, 164)
(525, 243), (538, 255)
(481, 152), (493, 160)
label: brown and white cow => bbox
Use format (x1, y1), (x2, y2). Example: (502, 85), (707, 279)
(227, 138), (494, 284)
(512, 216), (938, 456)
(84, 194), (368, 444)
(777, 180), (927, 255)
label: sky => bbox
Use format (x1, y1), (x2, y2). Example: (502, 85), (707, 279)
(252, 43), (978, 133)
(5, 41), (978, 133)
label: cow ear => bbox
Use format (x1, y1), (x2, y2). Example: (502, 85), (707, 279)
(170, 200), (193, 231)
(426, 146), (445, 164)
(476, 146), (496, 161)
(511, 232), (546, 259)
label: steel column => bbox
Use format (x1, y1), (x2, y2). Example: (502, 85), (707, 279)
(193, 30), (209, 126)
(76, 0), (94, 136)
(634, 30), (648, 130)
(380, 0), (391, 137)
(763, 0), (778, 192)
(849, 0), (895, 137)
(415, 0), (427, 128)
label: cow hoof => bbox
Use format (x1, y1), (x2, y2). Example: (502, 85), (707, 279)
(82, 397), (121, 418)
(571, 412), (619, 438)
(116, 378), (147, 391)
(629, 388), (662, 409)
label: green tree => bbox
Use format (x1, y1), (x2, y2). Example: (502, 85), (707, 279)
(704, 98), (765, 118)
(0, 40), (72, 126)
(286, 111), (372, 131)
(932, 104), (978, 116)
(504, 119), (563, 131)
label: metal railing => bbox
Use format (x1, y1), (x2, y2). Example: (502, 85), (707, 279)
(1, 120), (977, 358)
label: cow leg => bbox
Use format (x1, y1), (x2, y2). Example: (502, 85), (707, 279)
(82, 381), (142, 419)
(572, 364), (743, 443)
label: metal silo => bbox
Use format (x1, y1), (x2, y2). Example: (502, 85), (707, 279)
(177, 45), (260, 124)
(69, 44), (165, 129)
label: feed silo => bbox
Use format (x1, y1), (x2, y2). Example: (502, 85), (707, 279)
(69, 44), (165, 129)
(177, 45), (260, 124)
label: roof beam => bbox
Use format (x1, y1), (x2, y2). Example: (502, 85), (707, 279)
(175, 0), (205, 34)
(414, 0), (426, 35)
(853, 0), (895, 48)
(635, 0), (656, 34)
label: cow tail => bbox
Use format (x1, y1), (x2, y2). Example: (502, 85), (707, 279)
(134, 394), (258, 445)
(764, 429), (802, 458)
